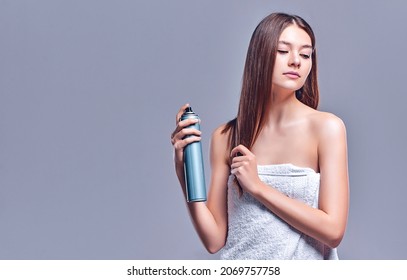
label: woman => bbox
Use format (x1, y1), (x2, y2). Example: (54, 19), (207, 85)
(171, 12), (349, 260)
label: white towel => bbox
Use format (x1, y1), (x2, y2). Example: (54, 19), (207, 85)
(220, 164), (338, 260)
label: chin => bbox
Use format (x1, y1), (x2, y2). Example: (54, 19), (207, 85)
(272, 83), (304, 93)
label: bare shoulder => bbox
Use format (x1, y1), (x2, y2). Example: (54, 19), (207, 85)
(308, 111), (346, 138)
(211, 123), (231, 144)
(306, 111), (347, 151)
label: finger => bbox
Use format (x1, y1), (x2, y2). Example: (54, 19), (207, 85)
(231, 155), (248, 164)
(172, 119), (202, 141)
(178, 118), (199, 128)
(230, 144), (252, 158)
(230, 161), (246, 169)
(173, 136), (202, 150)
(175, 128), (202, 141)
(230, 166), (243, 175)
(171, 118), (199, 139)
(175, 103), (190, 124)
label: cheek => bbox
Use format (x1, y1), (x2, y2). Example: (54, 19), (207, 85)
(303, 62), (312, 79)
(273, 57), (284, 71)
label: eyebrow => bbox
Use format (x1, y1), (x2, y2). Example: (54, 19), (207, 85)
(278, 40), (313, 49)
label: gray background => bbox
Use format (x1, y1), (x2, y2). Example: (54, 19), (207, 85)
(1, 0), (406, 259)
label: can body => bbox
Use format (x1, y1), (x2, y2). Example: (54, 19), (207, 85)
(180, 107), (207, 202)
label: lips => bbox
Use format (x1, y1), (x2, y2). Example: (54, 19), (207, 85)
(283, 71), (301, 78)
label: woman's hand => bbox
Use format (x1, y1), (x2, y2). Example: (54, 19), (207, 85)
(171, 104), (202, 166)
(230, 145), (262, 195)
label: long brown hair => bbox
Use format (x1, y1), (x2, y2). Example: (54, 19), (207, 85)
(223, 12), (319, 155)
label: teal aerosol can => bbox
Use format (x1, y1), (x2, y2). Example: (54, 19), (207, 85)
(180, 107), (207, 202)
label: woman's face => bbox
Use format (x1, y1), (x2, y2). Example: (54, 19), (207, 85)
(272, 24), (313, 93)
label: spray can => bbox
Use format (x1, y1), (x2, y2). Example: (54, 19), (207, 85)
(180, 107), (207, 202)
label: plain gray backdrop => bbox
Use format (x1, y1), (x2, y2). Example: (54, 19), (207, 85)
(1, 0), (406, 259)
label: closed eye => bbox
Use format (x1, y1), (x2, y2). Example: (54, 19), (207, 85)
(277, 50), (289, 54)
(300, 54), (311, 59)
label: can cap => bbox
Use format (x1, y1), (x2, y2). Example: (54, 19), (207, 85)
(180, 106), (198, 122)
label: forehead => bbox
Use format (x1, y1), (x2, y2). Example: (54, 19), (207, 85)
(278, 25), (312, 46)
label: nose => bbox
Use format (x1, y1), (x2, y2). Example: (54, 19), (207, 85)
(288, 52), (300, 68)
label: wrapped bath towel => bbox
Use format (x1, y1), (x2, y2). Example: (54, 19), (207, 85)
(220, 163), (338, 260)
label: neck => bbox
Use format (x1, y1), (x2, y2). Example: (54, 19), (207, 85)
(265, 89), (301, 127)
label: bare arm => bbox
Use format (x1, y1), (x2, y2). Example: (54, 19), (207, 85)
(231, 115), (349, 248)
(171, 104), (229, 253)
